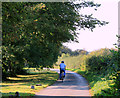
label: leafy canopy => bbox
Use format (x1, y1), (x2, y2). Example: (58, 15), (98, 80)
(2, 1), (108, 77)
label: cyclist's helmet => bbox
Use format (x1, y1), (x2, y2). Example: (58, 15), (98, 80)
(61, 61), (64, 63)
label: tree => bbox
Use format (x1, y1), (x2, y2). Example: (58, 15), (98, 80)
(2, 1), (108, 78)
(59, 46), (89, 56)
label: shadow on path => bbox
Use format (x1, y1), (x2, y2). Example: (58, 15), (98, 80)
(34, 69), (91, 97)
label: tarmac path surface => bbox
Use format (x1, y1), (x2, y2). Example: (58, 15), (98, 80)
(34, 69), (91, 98)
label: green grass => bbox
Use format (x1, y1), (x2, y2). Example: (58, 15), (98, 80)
(1, 68), (59, 97)
(55, 54), (87, 70)
(67, 69), (116, 96)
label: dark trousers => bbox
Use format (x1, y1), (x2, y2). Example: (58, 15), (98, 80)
(60, 68), (65, 79)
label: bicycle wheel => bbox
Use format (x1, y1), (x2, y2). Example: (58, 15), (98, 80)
(61, 72), (64, 82)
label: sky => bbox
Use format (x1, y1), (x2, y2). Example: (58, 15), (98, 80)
(63, 0), (119, 52)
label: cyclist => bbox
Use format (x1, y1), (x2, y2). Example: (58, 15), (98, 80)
(59, 61), (66, 79)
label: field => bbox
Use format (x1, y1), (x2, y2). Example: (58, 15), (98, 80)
(1, 68), (59, 97)
(55, 54), (87, 70)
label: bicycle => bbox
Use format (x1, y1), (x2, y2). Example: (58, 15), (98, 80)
(61, 70), (65, 82)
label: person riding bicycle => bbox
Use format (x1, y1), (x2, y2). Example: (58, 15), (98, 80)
(59, 61), (66, 79)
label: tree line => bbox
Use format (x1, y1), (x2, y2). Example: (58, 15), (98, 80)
(59, 45), (89, 57)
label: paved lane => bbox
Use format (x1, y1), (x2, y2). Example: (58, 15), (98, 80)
(34, 69), (91, 98)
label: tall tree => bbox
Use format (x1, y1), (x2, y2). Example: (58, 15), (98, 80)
(2, 1), (108, 77)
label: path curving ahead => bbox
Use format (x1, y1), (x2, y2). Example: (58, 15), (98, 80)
(34, 69), (91, 98)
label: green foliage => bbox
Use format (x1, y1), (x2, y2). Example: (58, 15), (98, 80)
(86, 55), (111, 74)
(2, 2), (107, 79)
(55, 53), (87, 70)
(60, 45), (89, 56)
(63, 47), (119, 96)
(85, 48), (120, 96)
(70, 68), (119, 96)
(109, 49), (120, 95)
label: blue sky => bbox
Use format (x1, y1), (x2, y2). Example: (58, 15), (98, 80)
(63, 0), (118, 52)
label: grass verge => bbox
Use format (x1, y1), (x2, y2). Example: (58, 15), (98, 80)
(1, 68), (59, 97)
(67, 69), (117, 97)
